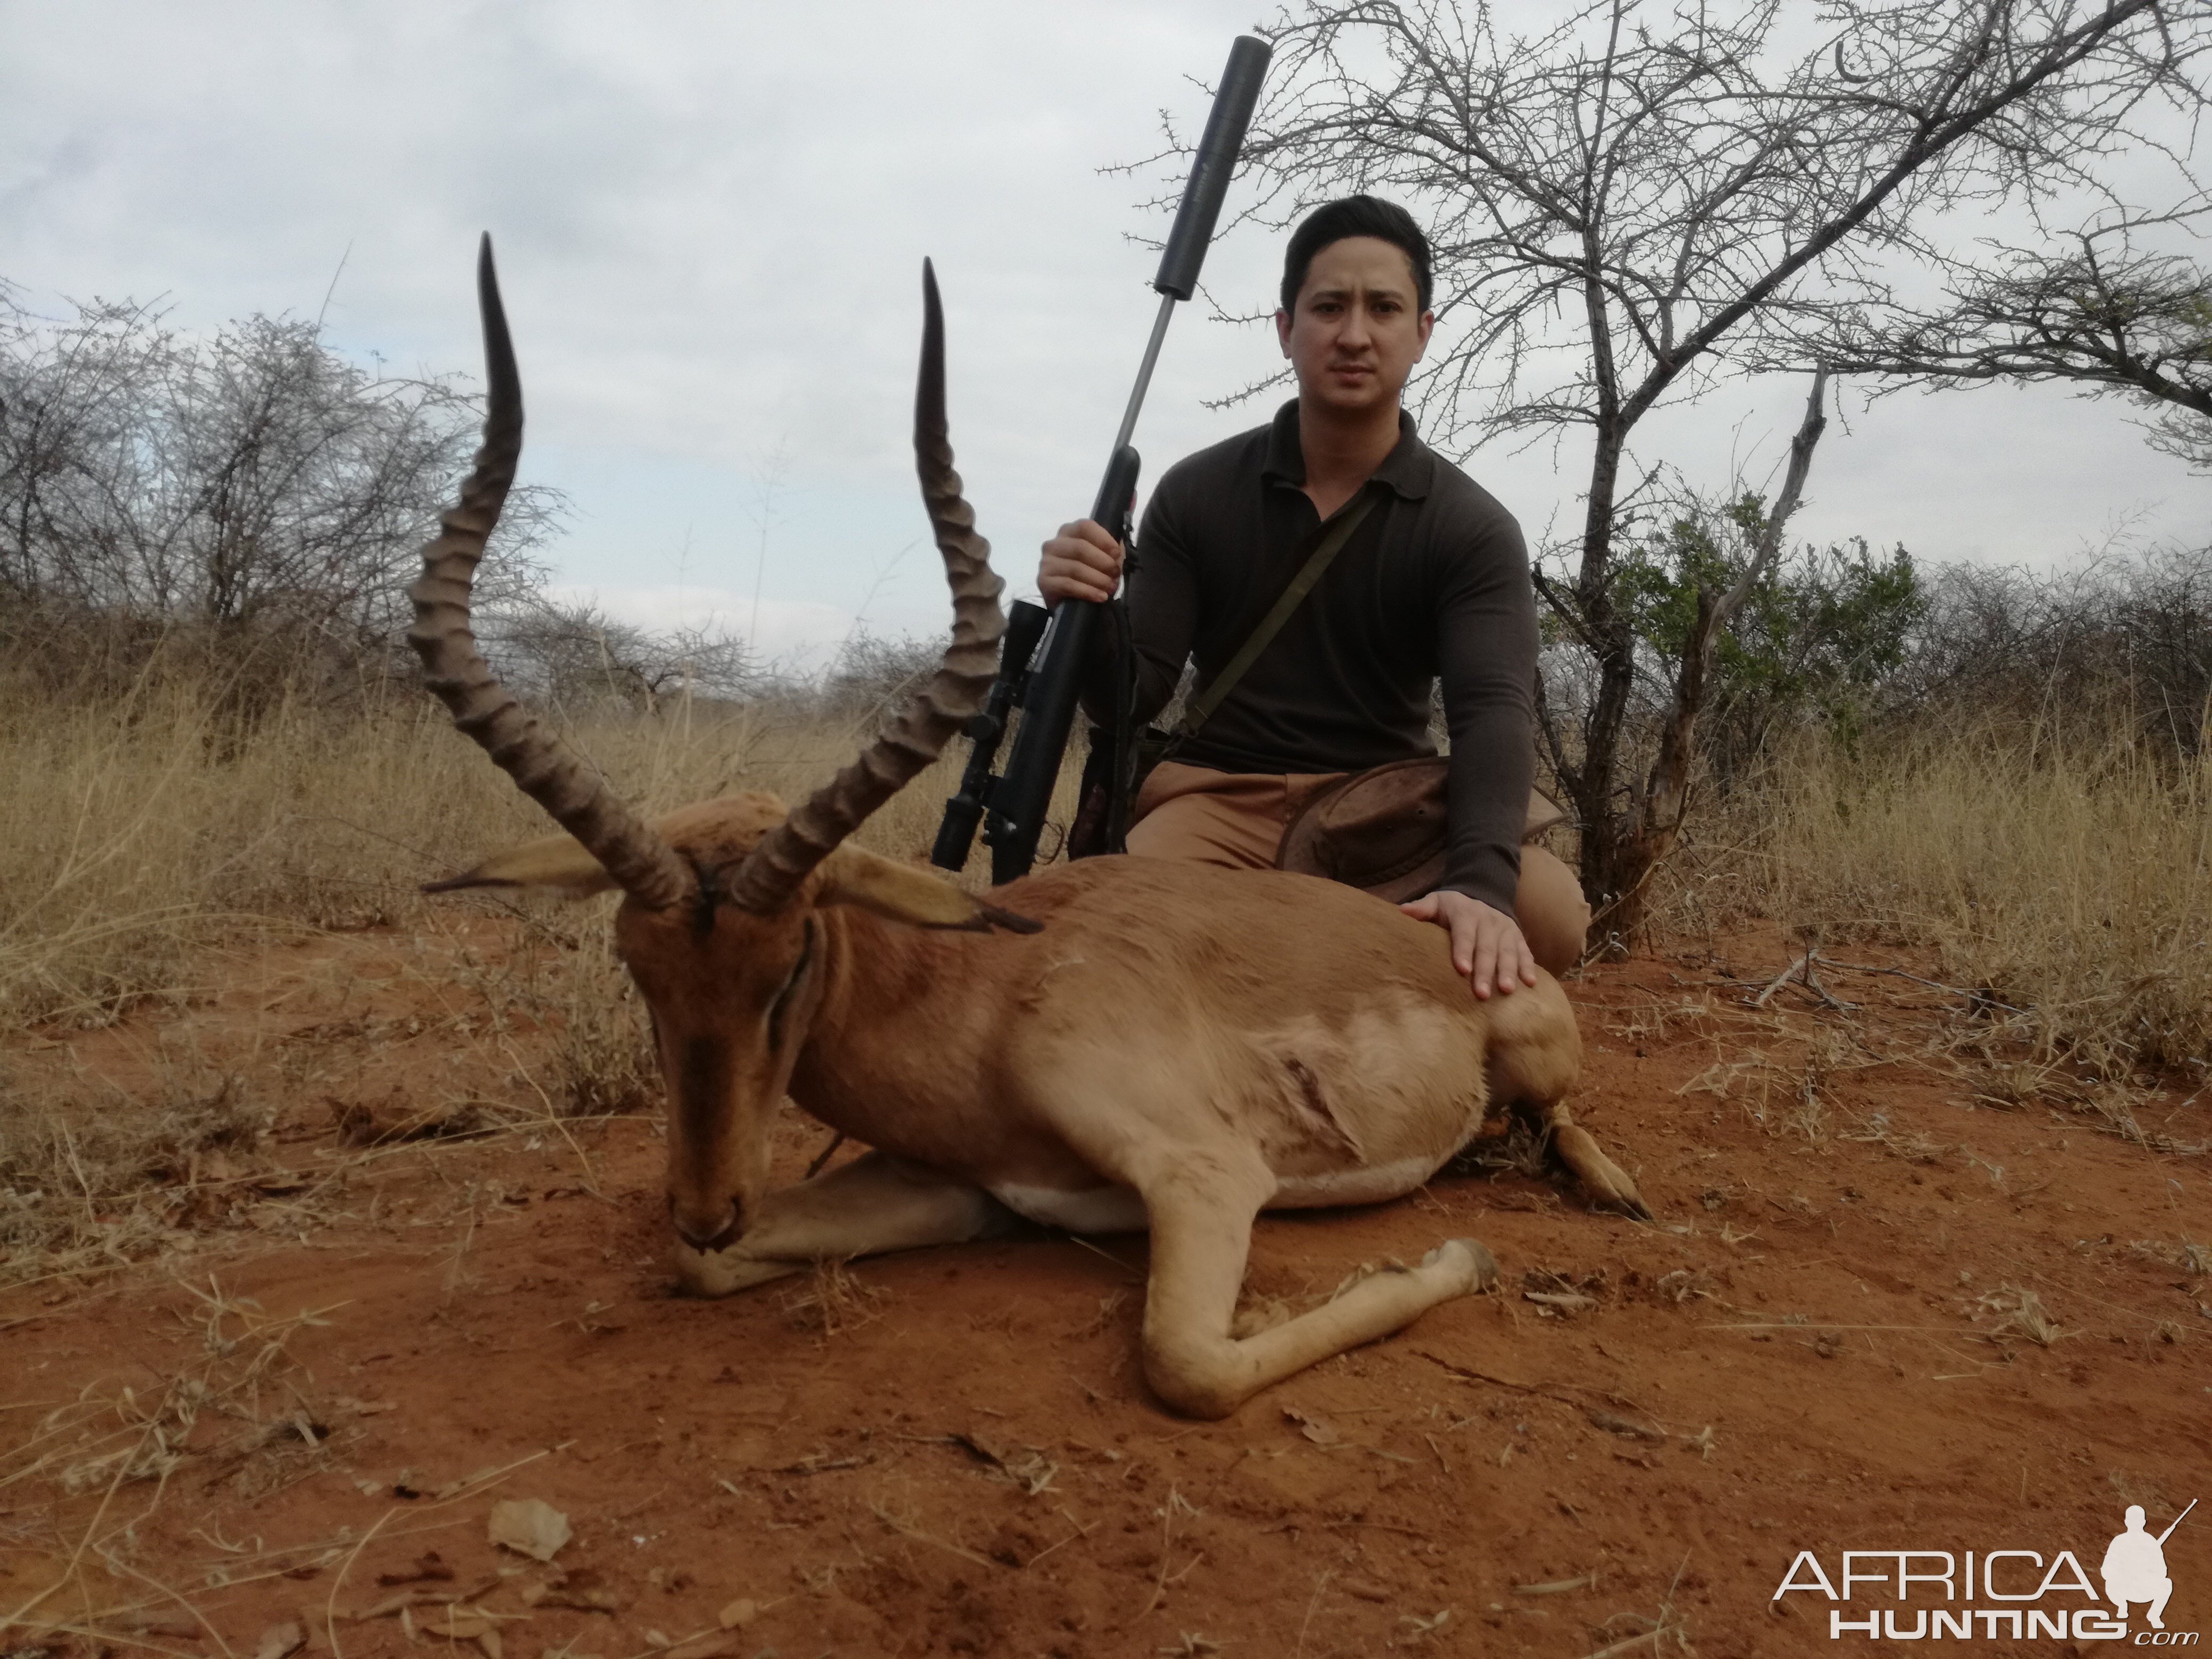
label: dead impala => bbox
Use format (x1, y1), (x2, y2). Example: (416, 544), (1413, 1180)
(412, 240), (1646, 1419)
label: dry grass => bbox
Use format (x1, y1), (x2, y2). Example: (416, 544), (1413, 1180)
(0, 1276), (433, 1648)
(782, 1259), (892, 1339)
(7, 639), (2199, 1325)
(447, 918), (664, 1122)
(0, 1061), (272, 1287)
(0, 652), (1087, 1294)
(1976, 1284), (2068, 1348)
(1685, 717), (2211, 1077)
(0, 664), (1029, 1034)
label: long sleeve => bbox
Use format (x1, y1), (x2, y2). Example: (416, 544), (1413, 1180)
(1434, 515), (1538, 916)
(1071, 400), (1539, 917)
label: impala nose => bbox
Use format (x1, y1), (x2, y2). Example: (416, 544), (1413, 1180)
(669, 1193), (745, 1254)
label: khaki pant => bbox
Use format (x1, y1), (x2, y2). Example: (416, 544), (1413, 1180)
(1128, 759), (1590, 974)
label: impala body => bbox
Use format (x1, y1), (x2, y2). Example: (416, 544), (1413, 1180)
(413, 244), (1644, 1418)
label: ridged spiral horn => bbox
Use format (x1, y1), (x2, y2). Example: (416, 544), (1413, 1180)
(724, 261), (1007, 914)
(408, 236), (693, 912)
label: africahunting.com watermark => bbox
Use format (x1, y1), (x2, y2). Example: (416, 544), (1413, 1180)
(1774, 1501), (2198, 1643)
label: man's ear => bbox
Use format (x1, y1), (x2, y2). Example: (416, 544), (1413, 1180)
(424, 833), (617, 899)
(1276, 307), (1293, 356)
(816, 845), (1041, 934)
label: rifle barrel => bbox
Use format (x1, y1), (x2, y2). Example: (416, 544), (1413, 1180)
(2156, 1497), (2197, 1545)
(1111, 294), (1177, 455)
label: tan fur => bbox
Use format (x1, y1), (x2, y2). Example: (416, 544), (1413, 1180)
(408, 253), (1630, 1417)
(450, 791), (1646, 1419)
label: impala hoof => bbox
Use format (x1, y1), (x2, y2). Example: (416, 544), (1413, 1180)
(1552, 1124), (1654, 1221)
(672, 1242), (799, 1297)
(1425, 1237), (1499, 1296)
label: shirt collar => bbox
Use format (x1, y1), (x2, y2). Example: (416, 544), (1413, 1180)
(1260, 398), (1436, 501)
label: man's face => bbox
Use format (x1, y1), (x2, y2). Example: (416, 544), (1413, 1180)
(1275, 235), (1435, 420)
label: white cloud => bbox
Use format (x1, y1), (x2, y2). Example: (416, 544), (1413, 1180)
(4, 1), (2208, 660)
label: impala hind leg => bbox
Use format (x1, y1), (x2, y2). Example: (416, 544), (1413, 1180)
(677, 1150), (1013, 1297)
(1537, 1102), (1652, 1221)
(1136, 1157), (1498, 1419)
(1484, 978), (1651, 1220)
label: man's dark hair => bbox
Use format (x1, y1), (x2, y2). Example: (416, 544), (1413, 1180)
(1279, 196), (1434, 315)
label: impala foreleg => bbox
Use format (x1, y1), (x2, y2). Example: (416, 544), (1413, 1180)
(676, 1150), (1013, 1296)
(1135, 1154), (1497, 1419)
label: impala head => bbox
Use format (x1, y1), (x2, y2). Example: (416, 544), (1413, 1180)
(410, 238), (1031, 1288)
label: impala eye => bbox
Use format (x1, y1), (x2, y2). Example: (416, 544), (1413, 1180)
(764, 918), (817, 1052)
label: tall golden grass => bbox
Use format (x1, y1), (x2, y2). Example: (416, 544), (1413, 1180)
(0, 664), (992, 1033)
(1753, 717), (2211, 1075)
(3, 654), (2205, 1078)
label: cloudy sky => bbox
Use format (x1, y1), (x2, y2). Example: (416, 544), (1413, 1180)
(6, 1), (2208, 668)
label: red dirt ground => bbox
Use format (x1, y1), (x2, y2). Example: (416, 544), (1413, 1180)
(3, 918), (2207, 1658)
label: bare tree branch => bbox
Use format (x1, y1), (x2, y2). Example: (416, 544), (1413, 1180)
(1209, 0), (2210, 941)
(1793, 209), (2212, 464)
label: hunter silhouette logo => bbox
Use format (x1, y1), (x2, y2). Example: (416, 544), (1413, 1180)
(1773, 1498), (2199, 1642)
(2106, 1501), (2193, 1632)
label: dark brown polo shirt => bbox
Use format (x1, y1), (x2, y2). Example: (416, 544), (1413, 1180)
(1082, 399), (1538, 916)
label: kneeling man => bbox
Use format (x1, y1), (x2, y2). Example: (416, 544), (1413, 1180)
(1042, 195), (1585, 999)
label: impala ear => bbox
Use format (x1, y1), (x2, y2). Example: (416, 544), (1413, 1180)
(424, 833), (618, 899)
(816, 845), (1041, 934)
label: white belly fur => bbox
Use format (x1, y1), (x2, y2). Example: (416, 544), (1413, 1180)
(991, 1152), (1443, 1235)
(990, 1182), (1149, 1234)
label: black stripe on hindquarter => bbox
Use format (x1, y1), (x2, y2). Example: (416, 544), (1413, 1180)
(1284, 1054), (1365, 1159)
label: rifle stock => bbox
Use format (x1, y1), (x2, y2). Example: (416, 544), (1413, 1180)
(981, 445), (1139, 883)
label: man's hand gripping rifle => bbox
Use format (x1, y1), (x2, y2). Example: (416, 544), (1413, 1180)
(929, 34), (1271, 885)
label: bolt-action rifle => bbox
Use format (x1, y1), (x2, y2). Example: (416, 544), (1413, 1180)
(929, 33), (1271, 885)
(2156, 1498), (2197, 1545)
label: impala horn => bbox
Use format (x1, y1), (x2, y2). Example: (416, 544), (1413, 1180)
(408, 236), (693, 911)
(724, 259), (1008, 914)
